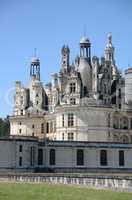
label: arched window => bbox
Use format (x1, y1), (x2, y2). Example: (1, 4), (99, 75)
(76, 149), (84, 166)
(120, 135), (129, 143)
(100, 150), (107, 166)
(49, 149), (56, 165)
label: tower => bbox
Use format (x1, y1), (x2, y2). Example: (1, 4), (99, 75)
(78, 36), (92, 96)
(61, 45), (70, 73)
(30, 57), (40, 80)
(105, 33), (115, 65)
(80, 36), (91, 64)
(125, 68), (132, 104)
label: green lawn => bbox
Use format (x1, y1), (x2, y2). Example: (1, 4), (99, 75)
(0, 182), (131, 200)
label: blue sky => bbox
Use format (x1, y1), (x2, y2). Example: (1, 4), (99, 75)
(0, 0), (132, 117)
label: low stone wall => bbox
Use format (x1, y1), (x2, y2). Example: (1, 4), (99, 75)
(0, 173), (132, 192)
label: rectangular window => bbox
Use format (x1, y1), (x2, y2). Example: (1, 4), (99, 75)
(62, 133), (64, 140)
(119, 104), (121, 109)
(20, 96), (23, 105)
(119, 150), (124, 166)
(38, 148), (43, 165)
(70, 98), (76, 105)
(53, 122), (56, 133)
(119, 89), (121, 98)
(100, 150), (107, 166)
(77, 149), (84, 166)
(62, 114), (64, 127)
(30, 146), (35, 166)
(21, 110), (23, 115)
(70, 83), (76, 93)
(68, 113), (74, 127)
(41, 123), (44, 134)
(68, 132), (74, 141)
(19, 145), (23, 152)
(131, 135), (132, 143)
(46, 122), (49, 133)
(49, 149), (56, 165)
(19, 129), (21, 134)
(50, 121), (53, 132)
(19, 156), (22, 166)
(130, 118), (132, 129)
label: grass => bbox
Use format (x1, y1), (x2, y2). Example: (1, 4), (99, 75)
(0, 182), (131, 200)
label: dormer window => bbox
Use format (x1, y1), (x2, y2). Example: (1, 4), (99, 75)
(69, 83), (76, 93)
(20, 110), (23, 115)
(70, 98), (76, 105)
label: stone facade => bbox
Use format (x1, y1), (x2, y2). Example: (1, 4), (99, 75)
(0, 136), (38, 170)
(1, 136), (132, 172)
(3, 34), (132, 172)
(10, 34), (132, 144)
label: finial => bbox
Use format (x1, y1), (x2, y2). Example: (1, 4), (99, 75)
(83, 25), (87, 37)
(107, 32), (112, 43)
(34, 48), (37, 57)
(128, 61), (130, 68)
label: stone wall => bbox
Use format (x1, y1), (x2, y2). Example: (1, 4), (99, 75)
(0, 173), (132, 192)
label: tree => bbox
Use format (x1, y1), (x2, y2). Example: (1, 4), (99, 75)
(0, 116), (10, 136)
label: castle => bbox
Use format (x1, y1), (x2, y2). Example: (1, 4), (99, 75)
(1, 34), (132, 172)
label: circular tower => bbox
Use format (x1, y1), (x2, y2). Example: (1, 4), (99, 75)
(30, 57), (40, 80)
(78, 36), (92, 96)
(125, 67), (132, 104)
